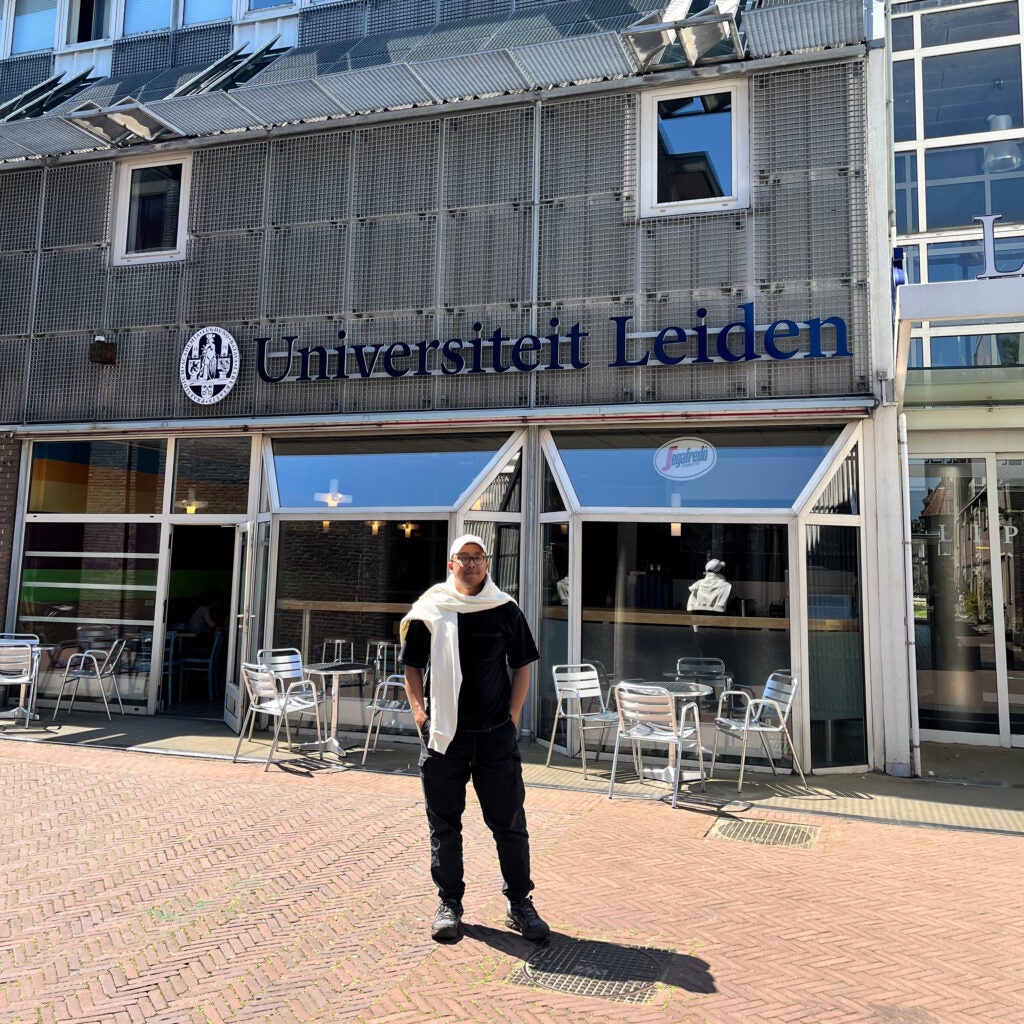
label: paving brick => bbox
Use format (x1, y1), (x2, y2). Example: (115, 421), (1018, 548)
(1, 740), (1022, 1024)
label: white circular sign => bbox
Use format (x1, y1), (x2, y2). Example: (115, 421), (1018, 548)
(654, 437), (717, 482)
(180, 327), (240, 405)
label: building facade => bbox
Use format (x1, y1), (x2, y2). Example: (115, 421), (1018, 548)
(0, 0), (913, 776)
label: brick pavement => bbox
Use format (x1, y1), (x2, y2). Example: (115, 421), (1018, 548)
(1, 740), (1022, 1024)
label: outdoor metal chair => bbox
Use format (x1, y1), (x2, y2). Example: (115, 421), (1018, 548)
(48, 625), (118, 673)
(258, 647), (326, 734)
(0, 635), (41, 727)
(365, 640), (400, 683)
(233, 661), (323, 772)
(362, 674), (412, 765)
(710, 669), (808, 792)
(52, 637), (127, 720)
(608, 683), (705, 809)
(545, 663), (619, 779)
(181, 627), (226, 702)
(135, 629), (180, 705)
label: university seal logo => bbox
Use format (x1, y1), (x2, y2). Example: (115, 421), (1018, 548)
(180, 327), (240, 405)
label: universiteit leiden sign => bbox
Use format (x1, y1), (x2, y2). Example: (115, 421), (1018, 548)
(179, 303), (850, 404)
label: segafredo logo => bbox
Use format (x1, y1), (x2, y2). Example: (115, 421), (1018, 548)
(654, 438), (717, 481)
(180, 327), (240, 405)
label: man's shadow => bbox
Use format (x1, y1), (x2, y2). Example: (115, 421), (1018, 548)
(459, 924), (716, 996)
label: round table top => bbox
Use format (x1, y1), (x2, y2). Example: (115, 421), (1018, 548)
(660, 681), (714, 699)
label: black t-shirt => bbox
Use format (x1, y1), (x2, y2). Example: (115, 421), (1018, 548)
(401, 601), (539, 732)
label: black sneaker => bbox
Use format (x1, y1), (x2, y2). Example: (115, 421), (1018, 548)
(431, 898), (463, 941)
(505, 897), (550, 941)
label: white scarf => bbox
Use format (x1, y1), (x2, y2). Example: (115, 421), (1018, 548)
(400, 574), (513, 753)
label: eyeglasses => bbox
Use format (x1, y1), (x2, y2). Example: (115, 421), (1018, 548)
(452, 554), (488, 567)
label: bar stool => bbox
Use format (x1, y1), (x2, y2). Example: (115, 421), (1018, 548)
(365, 640), (399, 682)
(320, 638), (354, 662)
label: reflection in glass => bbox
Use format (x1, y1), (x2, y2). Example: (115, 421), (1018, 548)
(812, 446), (859, 515)
(554, 428), (839, 509)
(996, 460), (1024, 734)
(927, 236), (1024, 281)
(892, 61), (916, 143)
(895, 152), (919, 234)
(184, 0), (231, 24)
(806, 524), (866, 766)
(462, 521), (521, 600)
(910, 459), (997, 733)
(468, 450), (521, 513)
(29, 440), (166, 514)
(541, 458), (566, 512)
(123, 0), (171, 34)
(891, 16), (913, 52)
(537, 522), (791, 754)
(656, 92), (733, 203)
(273, 519), (446, 726)
(173, 438), (251, 515)
(273, 434), (506, 508)
(925, 144), (1024, 229)
(927, 333), (1023, 368)
(127, 164), (183, 253)
(537, 523), (571, 746)
(920, 3), (1018, 48)
(922, 47), (1021, 139)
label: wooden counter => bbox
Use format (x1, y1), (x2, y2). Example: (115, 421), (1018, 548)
(543, 606), (858, 631)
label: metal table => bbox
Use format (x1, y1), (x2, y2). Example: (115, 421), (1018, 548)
(642, 681), (713, 786)
(300, 661), (373, 759)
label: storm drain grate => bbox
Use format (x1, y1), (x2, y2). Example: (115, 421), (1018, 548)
(707, 818), (819, 849)
(510, 938), (661, 1003)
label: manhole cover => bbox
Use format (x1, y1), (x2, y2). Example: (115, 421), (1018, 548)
(707, 818), (818, 848)
(514, 938), (661, 1003)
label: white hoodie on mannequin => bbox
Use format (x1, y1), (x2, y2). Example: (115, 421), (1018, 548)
(687, 559), (731, 613)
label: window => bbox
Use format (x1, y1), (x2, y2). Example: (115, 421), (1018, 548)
(67, 0), (110, 44)
(122, 0), (232, 36)
(640, 80), (749, 217)
(11, 0), (57, 54)
(113, 156), (191, 265)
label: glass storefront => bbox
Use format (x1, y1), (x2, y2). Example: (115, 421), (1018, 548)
(910, 458), (998, 733)
(996, 460), (1024, 737)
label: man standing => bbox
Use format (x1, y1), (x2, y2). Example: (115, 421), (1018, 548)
(400, 534), (549, 944)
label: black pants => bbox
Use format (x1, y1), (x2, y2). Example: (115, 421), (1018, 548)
(419, 718), (534, 904)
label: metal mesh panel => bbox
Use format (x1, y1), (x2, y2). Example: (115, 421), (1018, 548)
(538, 195), (635, 302)
(0, 169), (42, 251)
(534, 298), (637, 407)
(443, 107), (533, 207)
(317, 63), (434, 112)
(0, 53), (54, 103)
(744, 0), (864, 58)
(642, 212), (751, 296)
(368, 0), (436, 34)
(408, 17), (510, 62)
(171, 22), (233, 67)
(251, 318), (344, 417)
(441, 0), (513, 20)
(350, 216), (437, 312)
(352, 120), (439, 217)
(149, 93), (258, 134)
(0, 340), (27, 421)
(0, 252), (33, 337)
(184, 234), (262, 323)
(412, 51), (529, 100)
(513, 32), (633, 85)
(442, 206), (533, 306)
(110, 33), (171, 77)
(263, 224), (348, 318)
(429, 307), (533, 411)
(299, 2), (367, 47)
(541, 93), (635, 199)
(0, 118), (101, 160)
(233, 79), (345, 124)
(491, 3), (590, 48)
(245, 42), (358, 86)
(35, 249), (107, 334)
(269, 130), (351, 225)
(752, 62), (863, 177)
(189, 143), (268, 234)
(42, 162), (112, 249)
(108, 263), (182, 328)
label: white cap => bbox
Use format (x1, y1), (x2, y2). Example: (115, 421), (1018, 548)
(705, 558), (726, 573)
(449, 533), (489, 559)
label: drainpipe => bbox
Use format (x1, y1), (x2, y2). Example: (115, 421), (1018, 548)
(898, 412), (922, 777)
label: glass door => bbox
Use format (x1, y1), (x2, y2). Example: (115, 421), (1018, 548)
(224, 519), (270, 732)
(996, 460), (1024, 742)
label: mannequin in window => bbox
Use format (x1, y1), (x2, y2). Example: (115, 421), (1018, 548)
(687, 559), (731, 613)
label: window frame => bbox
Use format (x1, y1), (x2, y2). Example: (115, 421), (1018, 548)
(639, 78), (750, 219)
(111, 152), (192, 267)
